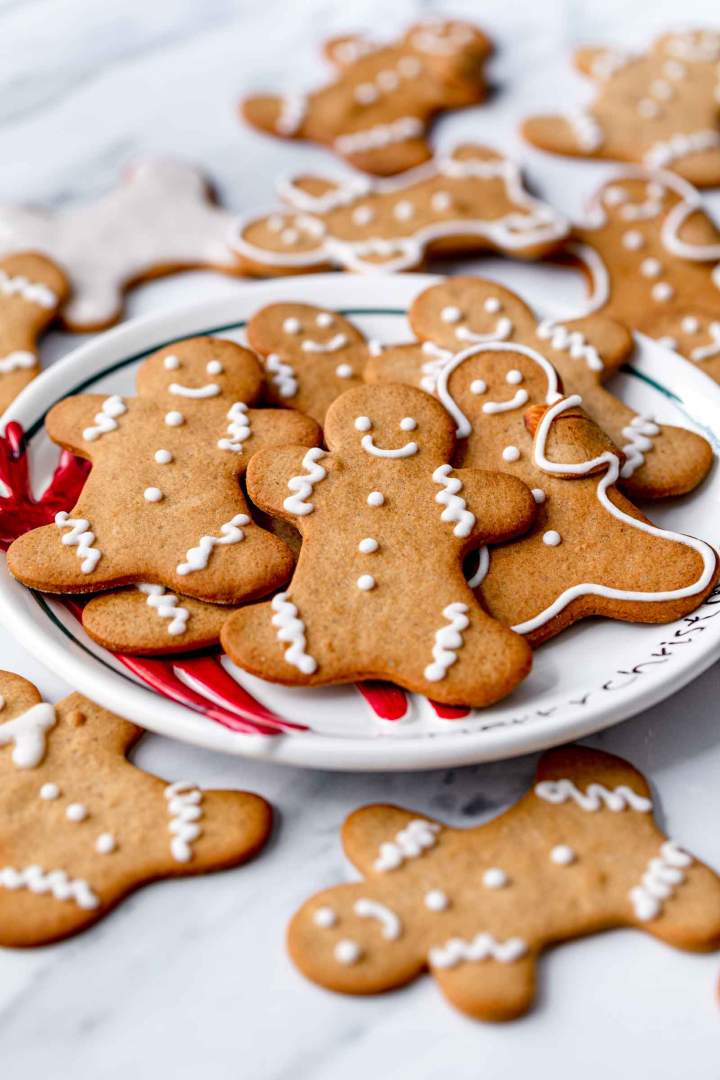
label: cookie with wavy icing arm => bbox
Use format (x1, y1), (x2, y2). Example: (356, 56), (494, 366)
(522, 30), (720, 186)
(231, 145), (569, 277)
(288, 745), (720, 1021)
(7, 336), (321, 603)
(240, 20), (492, 176)
(0, 160), (242, 332)
(0, 253), (69, 414)
(567, 169), (720, 383)
(221, 384), (536, 707)
(432, 343), (717, 645)
(81, 586), (236, 655)
(365, 276), (713, 499)
(0, 670), (271, 946)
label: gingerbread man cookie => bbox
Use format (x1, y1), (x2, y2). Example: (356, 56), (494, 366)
(0, 671), (271, 946)
(433, 344), (716, 645)
(0, 161), (242, 332)
(8, 337), (321, 603)
(0, 253), (69, 414)
(523, 30), (720, 186)
(221, 384), (536, 708)
(232, 145), (569, 276)
(365, 277), (713, 499)
(241, 20), (492, 176)
(288, 746), (720, 1021)
(566, 169), (720, 382)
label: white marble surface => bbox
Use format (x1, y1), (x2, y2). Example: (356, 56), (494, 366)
(2, 1), (720, 1076)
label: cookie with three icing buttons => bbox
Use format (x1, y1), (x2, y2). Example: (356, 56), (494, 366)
(432, 344), (717, 645)
(221, 383), (536, 708)
(241, 20), (492, 176)
(522, 29), (720, 186)
(365, 276), (713, 499)
(0, 671), (271, 946)
(231, 145), (569, 276)
(0, 253), (69, 414)
(288, 746), (720, 1021)
(7, 336), (321, 603)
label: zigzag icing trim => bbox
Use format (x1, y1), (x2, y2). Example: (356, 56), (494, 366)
(55, 511), (101, 573)
(283, 447), (328, 516)
(0, 865), (99, 909)
(271, 592), (317, 674)
(432, 464), (475, 538)
(429, 932), (528, 969)
(374, 819), (441, 872)
(534, 777), (652, 812)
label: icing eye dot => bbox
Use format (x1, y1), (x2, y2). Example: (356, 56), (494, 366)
(335, 939), (362, 965)
(357, 574), (376, 591)
(682, 316), (700, 334)
(96, 833), (117, 855)
(313, 906), (337, 928)
(352, 205), (374, 226)
(393, 200), (414, 221)
(400, 417), (417, 431)
(470, 379), (487, 395)
(282, 316), (301, 334)
(604, 185), (627, 206)
(316, 312), (333, 328)
(431, 190), (452, 212)
(550, 844), (576, 866)
(39, 782), (60, 801)
(358, 537), (379, 554)
(336, 363), (354, 378)
(367, 491), (384, 506)
(484, 297), (502, 314)
(440, 305), (462, 324)
(502, 445), (520, 462)
(354, 416), (372, 432)
(206, 360), (223, 375)
(66, 803), (88, 823)
(543, 530), (562, 546)
(505, 369), (523, 385)
(622, 230), (644, 250)
(154, 449), (173, 464)
(531, 488), (546, 504)
(424, 889), (450, 911)
(144, 487), (164, 503)
(164, 411), (184, 427)
(163, 355), (180, 370)
(483, 867), (508, 889)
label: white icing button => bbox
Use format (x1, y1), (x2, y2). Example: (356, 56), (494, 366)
(682, 316), (700, 334)
(313, 906), (337, 928)
(163, 355), (180, 370)
(377, 69), (399, 91)
(398, 56), (421, 77)
(354, 82), (378, 105)
(66, 803), (88, 823)
(354, 416), (372, 432)
(400, 416), (417, 431)
(267, 214), (283, 232)
(282, 317), (301, 334)
(441, 305), (462, 324)
(367, 491), (384, 506)
(336, 363), (354, 379)
(206, 360), (223, 375)
(96, 832), (117, 855)
(424, 889), (450, 911)
(358, 537), (379, 554)
(352, 205), (374, 226)
(394, 200), (414, 221)
(652, 282), (674, 302)
(550, 844), (576, 866)
(483, 867), (509, 889)
(641, 257), (662, 278)
(638, 98), (660, 119)
(651, 79), (673, 100)
(603, 186), (627, 206)
(502, 446), (520, 462)
(431, 190), (452, 212)
(39, 782), (60, 801)
(470, 379), (487, 395)
(154, 449), (173, 464)
(543, 530), (562, 546)
(335, 939), (362, 965)
(144, 487), (164, 503)
(281, 228), (299, 245)
(164, 411), (184, 427)
(622, 230), (644, 250)
(531, 488), (546, 504)
(316, 312), (333, 328)
(484, 297), (501, 313)
(505, 369), (523, 385)
(357, 574), (376, 591)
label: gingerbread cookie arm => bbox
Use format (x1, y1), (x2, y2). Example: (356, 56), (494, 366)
(452, 468), (536, 545)
(245, 444), (330, 529)
(363, 342), (432, 390)
(43, 394), (130, 457)
(242, 409), (322, 461)
(538, 312), (633, 383)
(573, 46), (622, 78)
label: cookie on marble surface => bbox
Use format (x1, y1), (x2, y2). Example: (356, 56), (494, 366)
(0, 670), (271, 946)
(222, 383), (536, 707)
(7, 336), (321, 603)
(365, 276), (713, 499)
(241, 20), (492, 176)
(288, 746), (720, 1021)
(232, 145), (569, 276)
(0, 253), (69, 415)
(0, 161), (242, 332)
(522, 29), (720, 186)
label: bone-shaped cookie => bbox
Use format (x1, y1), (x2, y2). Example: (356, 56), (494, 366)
(365, 276), (713, 499)
(523, 29), (720, 187)
(431, 343), (716, 644)
(0, 670), (271, 946)
(231, 145), (569, 276)
(288, 745), (720, 1021)
(0, 253), (69, 414)
(241, 19), (492, 176)
(221, 383), (536, 707)
(7, 336), (321, 603)
(566, 168), (720, 383)
(0, 160), (241, 332)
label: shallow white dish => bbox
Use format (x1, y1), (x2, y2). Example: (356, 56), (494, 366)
(0, 272), (719, 771)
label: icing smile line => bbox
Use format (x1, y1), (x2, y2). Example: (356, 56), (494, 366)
(169, 382), (220, 398)
(455, 317), (514, 343)
(360, 434), (418, 458)
(482, 388), (529, 415)
(301, 334), (347, 353)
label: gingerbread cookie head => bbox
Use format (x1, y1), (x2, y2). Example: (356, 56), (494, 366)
(0, 671), (272, 946)
(135, 334), (264, 410)
(0, 253), (69, 413)
(288, 746), (720, 1020)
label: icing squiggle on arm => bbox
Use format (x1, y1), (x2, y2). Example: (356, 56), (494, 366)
(536, 320), (604, 372)
(283, 447), (328, 515)
(424, 602), (470, 682)
(165, 781), (204, 862)
(55, 512), (101, 573)
(619, 416), (660, 478)
(137, 583), (190, 636)
(534, 777), (652, 812)
(373, 819), (441, 872)
(82, 395), (127, 442)
(218, 402), (251, 453)
(629, 840), (692, 921)
(0, 702), (56, 768)
(266, 353), (298, 398)
(0, 866), (99, 909)
(271, 592), (317, 674)
(429, 932), (528, 969)
(0, 268), (57, 308)
(176, 514), (250, 576)
(432, 465), (475, 537)
(0, 351), (35, 374)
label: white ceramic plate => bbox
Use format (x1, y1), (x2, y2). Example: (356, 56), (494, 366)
(1, 272), (719, 771)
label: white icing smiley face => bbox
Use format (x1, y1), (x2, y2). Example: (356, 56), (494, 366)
(280, 310), (348, 353)
(160, 352), (223, 398)
(437, 295), (514, 346)
(354, 414), (419, 458)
